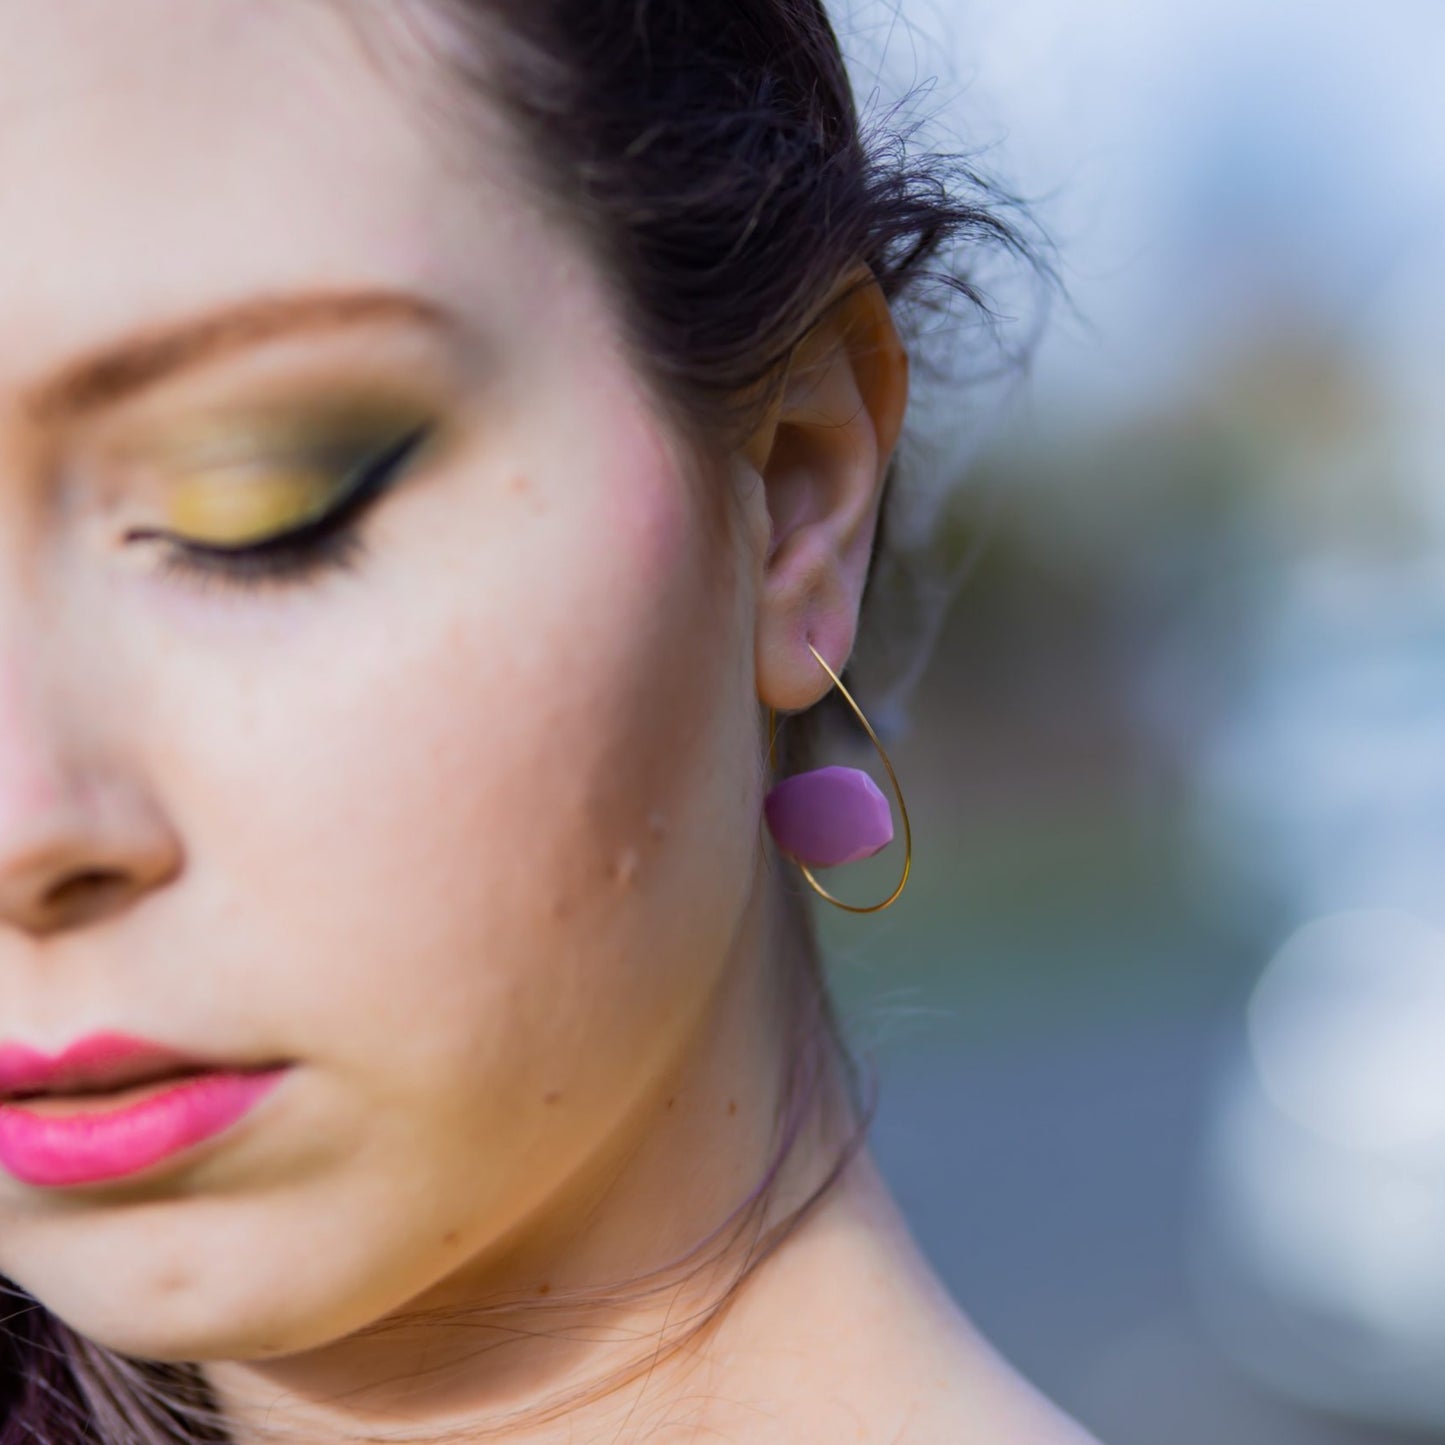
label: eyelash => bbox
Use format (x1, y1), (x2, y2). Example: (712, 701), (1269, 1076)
(129, 421), (436, 596)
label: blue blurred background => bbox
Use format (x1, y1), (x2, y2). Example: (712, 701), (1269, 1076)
(820, 3), (1445, 1440)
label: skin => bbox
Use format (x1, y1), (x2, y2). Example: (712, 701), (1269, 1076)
(0, 3), (1098, 1441)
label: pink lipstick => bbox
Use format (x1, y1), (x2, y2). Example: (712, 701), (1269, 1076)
(0, 1032), (289, 1188)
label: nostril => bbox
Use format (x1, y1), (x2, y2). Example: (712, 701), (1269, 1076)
(46, 868), (113, 899)
(43, 869), (129, 923)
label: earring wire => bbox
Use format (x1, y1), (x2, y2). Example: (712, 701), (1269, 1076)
(767, 642), (912, 914)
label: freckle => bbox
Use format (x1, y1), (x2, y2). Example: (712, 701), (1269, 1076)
(508, 472), (546, 513)
(537, 1282), (551, 1296)
(543, 1090), (562, 1105)
(665, 1096), (676, 1111)
(613, 846), (639, 887)
(552, 895), (571, 921)
(442, 1231), (459, 1246)
(727, 1099), (737, 1116)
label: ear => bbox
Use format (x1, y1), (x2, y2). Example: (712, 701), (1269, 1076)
(741, 267), (910, 714)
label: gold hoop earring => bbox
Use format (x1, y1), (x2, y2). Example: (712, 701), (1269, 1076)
(765, 643), (912, 914)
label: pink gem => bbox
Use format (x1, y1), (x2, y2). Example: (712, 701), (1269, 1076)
(763, 766), (894, 867)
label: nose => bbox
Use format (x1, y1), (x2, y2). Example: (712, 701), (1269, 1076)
(0, 663), (179, 939)
(0, 820), (178, 936)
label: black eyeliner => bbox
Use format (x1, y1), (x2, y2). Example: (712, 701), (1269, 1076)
(159, 420), (434, 562)
(125, 419), (436, 593)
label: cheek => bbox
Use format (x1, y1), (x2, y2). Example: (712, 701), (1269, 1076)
(136, 405), (757, 1235)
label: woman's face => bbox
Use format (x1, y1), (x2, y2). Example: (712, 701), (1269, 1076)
(0, 0), (769, 1360)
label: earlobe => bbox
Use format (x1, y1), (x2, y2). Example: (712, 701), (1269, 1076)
(747, 268), (909, 715)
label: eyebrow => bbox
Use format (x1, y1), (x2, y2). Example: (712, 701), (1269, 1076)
(21, 288), (458, 427)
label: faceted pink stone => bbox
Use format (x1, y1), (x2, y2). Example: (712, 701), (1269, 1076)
(763, 765), (894, 867)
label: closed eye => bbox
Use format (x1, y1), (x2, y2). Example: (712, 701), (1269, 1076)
(124, 420), (436, 594)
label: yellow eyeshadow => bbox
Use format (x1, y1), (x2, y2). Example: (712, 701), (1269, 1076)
(167, 463), (340, 545)
(129, 397), (435, 547)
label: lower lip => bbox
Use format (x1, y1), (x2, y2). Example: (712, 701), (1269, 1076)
(0, 1068), (290, 1188)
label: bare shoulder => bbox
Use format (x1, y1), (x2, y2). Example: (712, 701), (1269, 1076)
(892, 1336), (1105, 1445)
(702, 1302), (1105, 1445)
(693, 1166), (1106, 1443)
(863, 1304), (1104, 1445)
(845, 1157), (1104, 1444)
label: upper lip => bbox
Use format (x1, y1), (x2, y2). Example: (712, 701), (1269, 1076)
(0, 1032), (233, 1101)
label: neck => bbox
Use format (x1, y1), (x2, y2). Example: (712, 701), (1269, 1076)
(203, 855), (872, 1444)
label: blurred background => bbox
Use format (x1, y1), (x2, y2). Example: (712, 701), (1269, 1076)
(817, 3), (1445, 1441)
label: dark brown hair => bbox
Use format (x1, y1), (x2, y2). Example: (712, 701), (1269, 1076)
(0, 2), (1046, 1439)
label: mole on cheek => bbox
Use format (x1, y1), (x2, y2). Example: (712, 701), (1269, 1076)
(506, 472), (546, 514)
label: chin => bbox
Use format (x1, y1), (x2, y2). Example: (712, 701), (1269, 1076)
(68, 1303), (346, 1366)
(7, 1257), (312, 1365)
